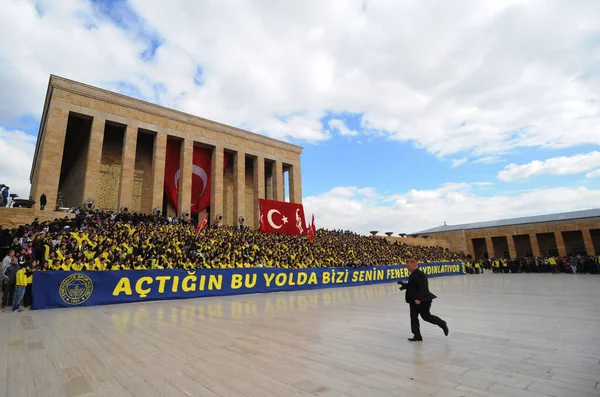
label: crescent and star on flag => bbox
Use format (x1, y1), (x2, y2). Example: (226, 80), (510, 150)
(262, 202), (309, 235)
(267, 209), (288, 229)
(174, 165), (209, 208)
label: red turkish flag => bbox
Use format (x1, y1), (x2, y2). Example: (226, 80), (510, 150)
(307, 222), (314, 242)
(259, 199), (307, 235)
(195, 213), (209, 236)
(164, 139), (181, 211)
(164, 139), (229, 213)
(307, 213), (316, 242)
(191, 147), (212, 213)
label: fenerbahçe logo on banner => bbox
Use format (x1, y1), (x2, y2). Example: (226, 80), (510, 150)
(59, 274), (94, 305)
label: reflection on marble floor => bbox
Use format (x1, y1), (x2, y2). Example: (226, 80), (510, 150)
(2, 274), (600, 397)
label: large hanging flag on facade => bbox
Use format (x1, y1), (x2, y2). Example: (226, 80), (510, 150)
(164, 139), (182, 211)
(164, 140), (229, 214)
(259, 199), (307, 235)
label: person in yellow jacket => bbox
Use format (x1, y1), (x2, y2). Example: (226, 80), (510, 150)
(13, 261), (30, 312)
(60, 260), (71, 271)
(548, 257), (558, 274)
(94, 257), (108, 271)
(52, 260), (62, 271)
(23, 259), (36, 308)
(71, 259), (84, 272)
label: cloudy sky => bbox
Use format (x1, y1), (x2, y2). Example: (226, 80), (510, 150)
(1, 0), (600, 234)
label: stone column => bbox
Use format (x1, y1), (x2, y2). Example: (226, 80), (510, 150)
(273, 160), (284, 201)
(265, 168), (273, 200)
(289, 163), (302, 204)
(31, 104), (69, 211)
(466, 238), (475, 258)
(150, 130), (167, 212)
(81, 116), (105, 205)
(253, 156), (265, 229)
(555, 231), (567, 257)
(233, 150), (246, 226)
(118, 123), (138, 208)
(529, 234), (541, 257)
(485, 237), (495, 259)
(210, 146), (224, 224)
(582, 229), (595, 256)
(506, 235), (517, 258)
(178, 138), (193, 216)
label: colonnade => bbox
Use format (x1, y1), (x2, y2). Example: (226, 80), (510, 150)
(31, 104), (302, 228)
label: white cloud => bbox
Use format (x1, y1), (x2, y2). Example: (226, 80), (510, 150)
(472, 156), (505, 164)
(328, 119), (358, 137)
(498, 151), (600, 181)
(1, 0), (599, 157)
(303, 183), (600, 235)
(587, 169), (600, 178)
(0, 127), (36, 197)
(328, 186), (376, 198)
(451, 158), (468, 168)
(3, 0), (600, 234)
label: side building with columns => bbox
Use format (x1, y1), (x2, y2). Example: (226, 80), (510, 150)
(411, 208), (600, 258)
(28, 75), (303, 228)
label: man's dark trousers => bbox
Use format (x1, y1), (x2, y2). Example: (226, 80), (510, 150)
(410, 301), (445, 339)
(2, 282), (15, 307)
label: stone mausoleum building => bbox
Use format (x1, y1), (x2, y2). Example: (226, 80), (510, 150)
(28, 75), (303, 228)
(412, 208), (600, 259)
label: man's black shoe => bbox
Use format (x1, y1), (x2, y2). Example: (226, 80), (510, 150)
(442, 322), (449, 336)
(407, 337), (423, 342)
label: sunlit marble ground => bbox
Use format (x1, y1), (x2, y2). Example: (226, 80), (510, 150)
(1, 273), (600, 397)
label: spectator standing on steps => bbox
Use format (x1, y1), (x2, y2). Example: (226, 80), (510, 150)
(1, 249), (15, 297)
(12, 260), (28, 312)
(40, 193), (47, 210)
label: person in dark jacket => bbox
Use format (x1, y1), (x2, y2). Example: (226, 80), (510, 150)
(399, 259), (449, 341)
(40, 193), (47, 210)
(2, 257), (19, 308)
(0, 227), (12, 261)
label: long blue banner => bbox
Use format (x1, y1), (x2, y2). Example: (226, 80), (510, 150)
(31, 262), (464, 310)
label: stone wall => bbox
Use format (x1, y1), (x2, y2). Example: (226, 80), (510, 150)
(426, 217), (600, 257)
(0, 208), (74, 228)
(97, 125), (124, 211)
(419, 230), (467, 253)
(381, 235), (451, 249)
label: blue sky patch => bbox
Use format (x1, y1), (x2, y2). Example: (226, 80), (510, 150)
(194, 65), (205, 86)
(89, 0), (164, 62)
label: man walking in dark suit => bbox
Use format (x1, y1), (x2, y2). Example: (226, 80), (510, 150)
(399, 259), (449, 341)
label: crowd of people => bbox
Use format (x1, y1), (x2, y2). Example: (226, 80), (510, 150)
(1, 210), (467, 311)
(4, 209), (598, 312)
(464, 255), (600, 274)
